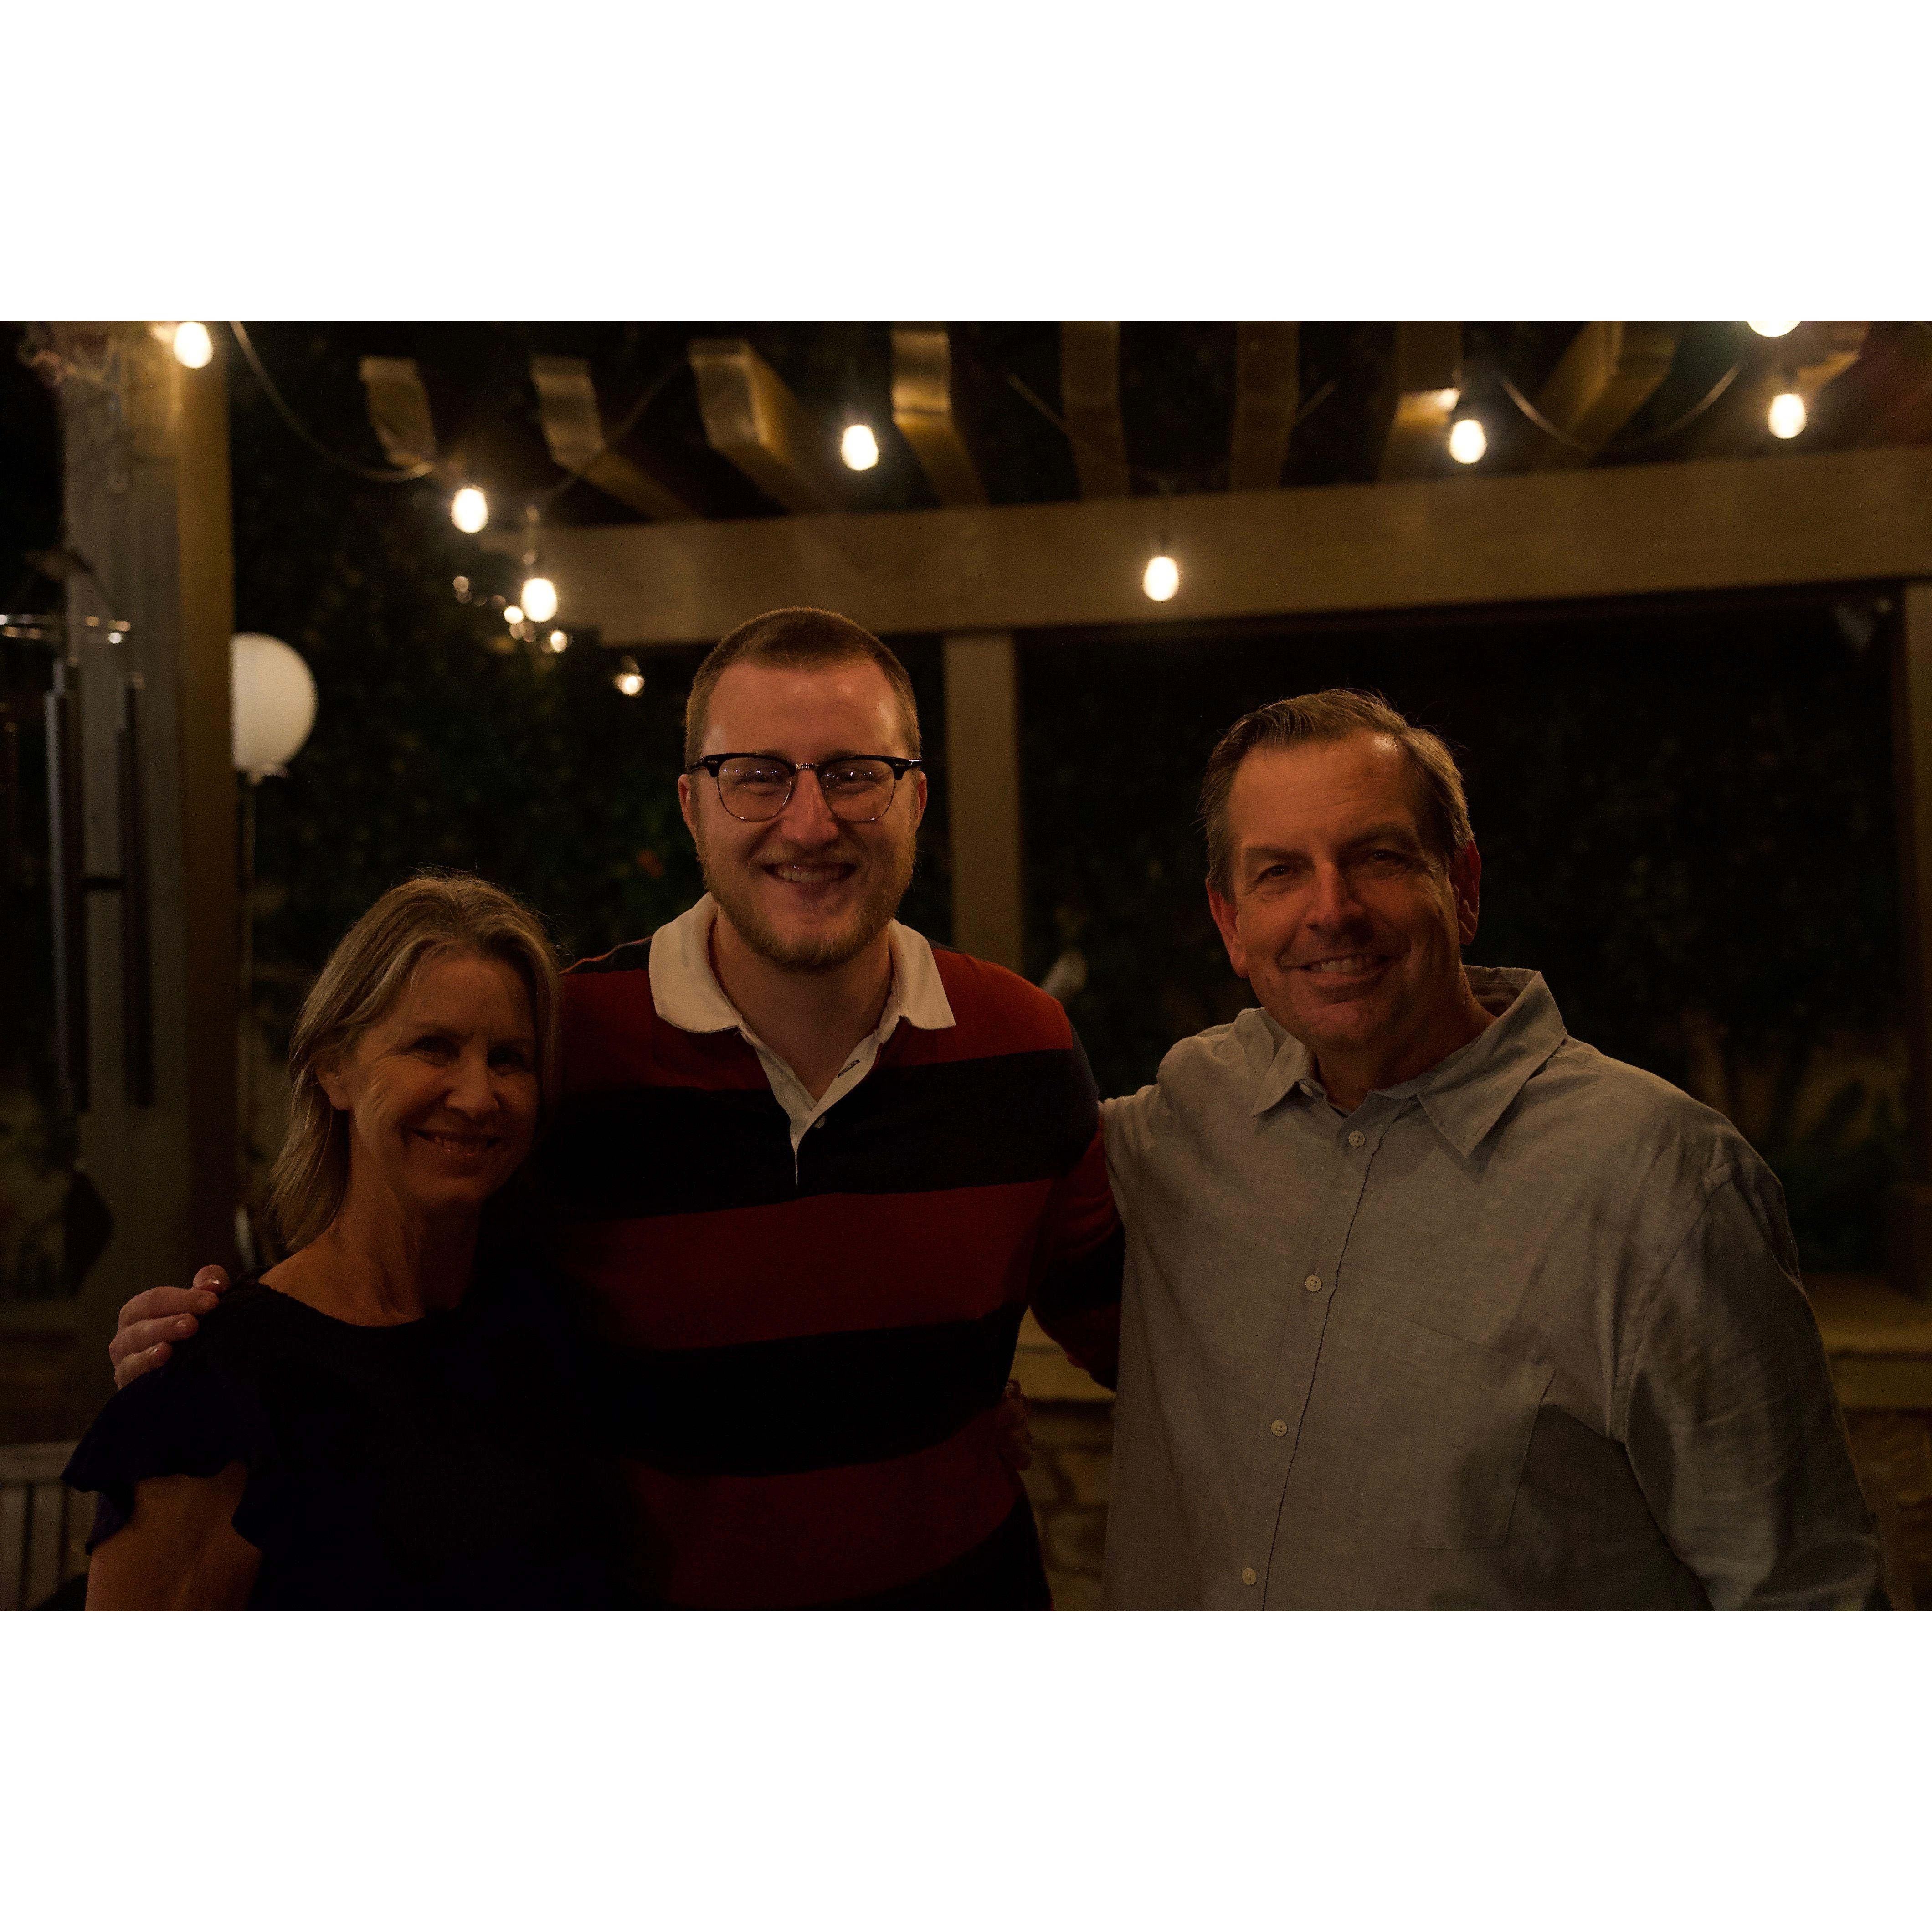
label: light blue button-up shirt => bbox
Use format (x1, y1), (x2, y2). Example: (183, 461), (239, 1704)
(1100, 967), (1885, 1609)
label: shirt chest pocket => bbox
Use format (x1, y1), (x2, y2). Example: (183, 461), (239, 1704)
(1365, 1315), (1554, 1551)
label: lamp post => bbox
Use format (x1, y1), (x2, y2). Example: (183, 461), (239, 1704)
(231, 632), (316, 1263)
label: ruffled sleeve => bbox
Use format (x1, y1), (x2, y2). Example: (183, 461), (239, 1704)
(62, 1343), (256, 1552)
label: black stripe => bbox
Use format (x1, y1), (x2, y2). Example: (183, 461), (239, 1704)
(595, 1302), (1025, 1477)
(544, 1048), (1097, 1220)
(816, 1496), (1050, 1610)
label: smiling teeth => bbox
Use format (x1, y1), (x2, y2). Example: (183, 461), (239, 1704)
(773, 865), (845, 882)
(1305, 956), (1379, 973)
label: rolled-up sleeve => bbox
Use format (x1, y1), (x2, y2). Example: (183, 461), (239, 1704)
(1618, 1163), (1887, 1609)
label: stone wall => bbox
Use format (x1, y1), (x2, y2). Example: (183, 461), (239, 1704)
(1020, 1399), (1114, 1610)
(1845, 1411), (1932, 1609)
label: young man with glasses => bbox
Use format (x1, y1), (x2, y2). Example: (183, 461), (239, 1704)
(112, 608), (1121, 1608)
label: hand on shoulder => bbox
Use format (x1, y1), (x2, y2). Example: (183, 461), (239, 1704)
(108, 1265), (230, 1389)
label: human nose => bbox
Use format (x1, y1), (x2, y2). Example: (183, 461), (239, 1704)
(775, 766), (843, 842)
(444, 1043), (498, 1116)
(1305, 859), (1367, 930)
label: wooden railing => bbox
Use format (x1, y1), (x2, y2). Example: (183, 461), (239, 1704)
(0, 1444), (87, 1609)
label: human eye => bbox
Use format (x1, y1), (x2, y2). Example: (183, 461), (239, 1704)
(823, 759), (890, 794)
(1359, 845), (1416, 872)
(723, 758), (790, 792)
(411, 1033), (456, 1059)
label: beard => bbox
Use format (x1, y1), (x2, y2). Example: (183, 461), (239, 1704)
(697, 827), (917, 974)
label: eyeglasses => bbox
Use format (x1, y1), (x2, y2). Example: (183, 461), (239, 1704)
(687, 753), (923, 824)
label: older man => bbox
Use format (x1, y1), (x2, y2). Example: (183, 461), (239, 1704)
(108, 609), (1120, 1608)
(1100, 688), (1885, 1609)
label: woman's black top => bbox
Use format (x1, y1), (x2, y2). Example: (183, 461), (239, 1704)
(63, 1272), (628, 1608)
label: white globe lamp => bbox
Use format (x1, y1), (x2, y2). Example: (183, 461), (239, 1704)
(231, 632), (318, 780)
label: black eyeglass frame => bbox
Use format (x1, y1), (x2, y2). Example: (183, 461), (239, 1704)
(686, 752), (925, 823)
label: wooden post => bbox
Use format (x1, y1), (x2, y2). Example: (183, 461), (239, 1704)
(943, 632), (1025, 973)
(1889, 580), (1932, 1298)
(55, 323), (239, 1408)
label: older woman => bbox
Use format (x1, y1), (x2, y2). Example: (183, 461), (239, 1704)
(65, 873), (626, 1608)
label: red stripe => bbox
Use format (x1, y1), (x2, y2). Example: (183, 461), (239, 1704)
(565, 1182), (1055, 1348)
(561, 972), (769, 1096)
(626, 1406), (1023, 1608)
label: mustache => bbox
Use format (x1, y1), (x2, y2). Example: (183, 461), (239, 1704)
(747, 840), (868, 867)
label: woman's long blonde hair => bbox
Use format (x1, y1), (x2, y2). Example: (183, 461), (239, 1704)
(266, 871), (562, 1251)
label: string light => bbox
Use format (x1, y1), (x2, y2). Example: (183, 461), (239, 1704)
(546, 629), (569, 653)
(1142, 555), (1180, 602)
(504, 604), (524, 627)
(1448, 417), (1488, 465)
(1767, 391), (1808, 439)
(519, 576), (558, 624)
(171, 322), (214, 370)
(1749, 320), (1800, 339)
(613, 655), (645, 696)
(451, 486), (489, 534)
(1435, 387), (1461, 411)
(841, 424), (880, 471)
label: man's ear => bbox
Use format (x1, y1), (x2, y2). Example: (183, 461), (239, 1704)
(1207, 880), (1250, 980)
(908, 768), (928, 829)
(1450, 838), (1482, 946)
(677, 771), (698, 841)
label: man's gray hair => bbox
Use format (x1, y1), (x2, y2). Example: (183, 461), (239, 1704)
(1198, 689), (1474, 895)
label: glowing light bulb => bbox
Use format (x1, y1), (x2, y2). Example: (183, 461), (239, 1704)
(171, 322), (213, 369)
(451, 487), (489, 533)
(1142, 555), (1180, 602)
(547, 629), (569, 653)
(520, 576), (558, 623)
(841, 423), (880, 471)
(504, 605), (524, 627)
(1448, 417), (1488, 465)
(1435, 387), (1462, 412)
(1767, 391), (1807, 439)
(613, 655), (645, 696)
(1749, 320), (1800, 339)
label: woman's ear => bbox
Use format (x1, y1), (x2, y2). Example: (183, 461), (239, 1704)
(316, 1058), (351, 1112)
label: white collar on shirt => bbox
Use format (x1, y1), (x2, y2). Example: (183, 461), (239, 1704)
(647, 894), (956, 1151)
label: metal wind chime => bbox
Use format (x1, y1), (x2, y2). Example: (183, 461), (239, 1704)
(0, 609), (152, 1113)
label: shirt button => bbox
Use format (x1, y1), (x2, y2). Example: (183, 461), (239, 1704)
(1304, 1274), (1323, 1292)
(1241, 1567), (1257, 1587)
(1270, 1418), (1287, 1436)
(1348, 1130), (1366, 1147)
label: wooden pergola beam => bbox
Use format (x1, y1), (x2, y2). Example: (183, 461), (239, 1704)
(1680, 321), (1872, 459)
(357, 356), (438, 469)
(529, 356), (693, 521)
(1228, 322), (1300, 490)
(537, 445), (1932, 647)
(689, 337), (844, 514)
(1058, 321), (1130, 499)
(1817, 323), (1932, 451)
(1378, 321), (1463, 481)
(891, 324), (985, 507)
(1521, 322), (1679, 470)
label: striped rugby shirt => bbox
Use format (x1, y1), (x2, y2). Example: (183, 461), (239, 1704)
(544, 897), (1123, 1608)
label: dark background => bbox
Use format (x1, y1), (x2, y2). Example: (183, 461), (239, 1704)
(0, 322), (1906, 1278)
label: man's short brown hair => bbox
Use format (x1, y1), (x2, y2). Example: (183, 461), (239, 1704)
(1199, 689), (1474, 895)
(683, 607), (921, 765)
